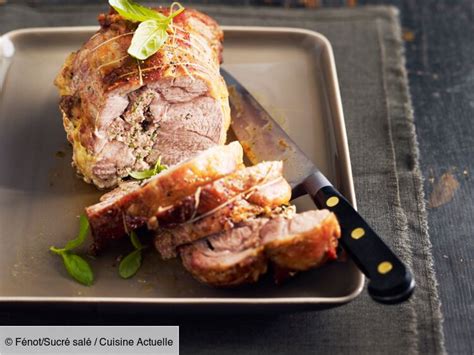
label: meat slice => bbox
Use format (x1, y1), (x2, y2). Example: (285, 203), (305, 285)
(147, 161), (285, 228)
(86, 142), (243, 251)
(155, 200), (263, 259)
(55, 8), (230, 188)
(180, 210), (341, 287)
(154, 177), (292, 259)
(180, 219), (269, 287)
(262, 210), (341, 271)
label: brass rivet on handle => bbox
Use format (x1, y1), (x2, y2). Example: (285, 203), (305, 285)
(326, 196), (339, 207)
(351, 228), (365, 239)
(377, 261), (393, 274)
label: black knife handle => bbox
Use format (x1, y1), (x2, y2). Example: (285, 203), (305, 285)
(302, 173), (415, 304)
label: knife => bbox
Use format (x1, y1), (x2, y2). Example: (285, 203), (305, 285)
(222, 69), (415, 304)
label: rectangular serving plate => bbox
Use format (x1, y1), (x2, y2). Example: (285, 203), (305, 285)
(0, 26), (363, 311)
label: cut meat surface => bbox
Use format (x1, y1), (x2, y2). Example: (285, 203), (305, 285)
(154, 176), (292, 259)
(86, 142), (243, 251)
(180, 219), (269, 287)
(262, 210), (341, 271)
(55, 8), (230, 188)
(180, 210), (341, 287)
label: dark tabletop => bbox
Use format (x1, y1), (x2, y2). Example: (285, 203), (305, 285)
(1, 0), (473, 354)
(246, 2), (474, 353)
(365, 1), (473, 354)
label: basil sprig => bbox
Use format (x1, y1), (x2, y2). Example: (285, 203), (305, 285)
(109, 0), (185, 60)
(109, 0), (167, 22)
(119, 231), (145, 279)
(129, 156), (168, 180)
(50, 215), (94, 286)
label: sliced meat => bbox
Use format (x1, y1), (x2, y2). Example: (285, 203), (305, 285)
(86, 142), (243, 251)
(180, 219), (269, 287)
(55, 8), (230, 188)
(156, 200), (262, 260)
(262, 210), (341, 271)
(179, 210), (341, 287)
(147, 161), (285, 228)
(98, 180), (141, 202)
(154, 177), (292, 259)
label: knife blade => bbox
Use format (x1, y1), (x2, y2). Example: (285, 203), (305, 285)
(222, 68), (415, 304)
(223, 71), (326, 197)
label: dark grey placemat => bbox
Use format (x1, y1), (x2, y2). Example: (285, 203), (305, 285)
(0, 4), (445, 354)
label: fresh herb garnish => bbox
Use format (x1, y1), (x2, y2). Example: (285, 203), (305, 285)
(119, 249), (142, 279)
(130, 229), (143, 250)
(50, 215), (94, 286)
(60, 253), (94, 286)
(119, 230), (144, 279)
(129, 156), (168, 180)
(64, 214), (90, 250)
(109, 0), (185, 60)
(109, 0), (167, 22)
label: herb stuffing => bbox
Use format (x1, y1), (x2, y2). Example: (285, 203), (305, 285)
(109, 0), (185, 60)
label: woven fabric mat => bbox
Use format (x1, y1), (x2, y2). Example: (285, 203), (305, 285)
(0, 4), (445, 354)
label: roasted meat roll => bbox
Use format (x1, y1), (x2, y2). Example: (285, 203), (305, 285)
(86, 142), (243, 251)
(180, 210), (341, 287)
(180, 219), (270, 287)
(55, 8), (230, 188)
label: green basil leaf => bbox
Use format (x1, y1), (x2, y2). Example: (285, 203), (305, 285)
(130, 230), (142, 250)
(130, 157), (167, 180)
(119, 249), (142, 279)
(49, 246), (65, 255)
(61, 253), (94, 286)
(127, 19), (168, 60)
(129, 168), (155, 180)
(109, 0), (167, 22)
(64, 215), (90, 251)
(152, 157), (168, 175)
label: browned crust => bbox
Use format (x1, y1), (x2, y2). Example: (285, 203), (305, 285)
(155, 200), (265, 260)
(179, 210), (342, 288)
(86, 8), (224, 94)
(86, 142), (243, 251)
(150, 161), (284, 227)
(54, 7), (229, 188)
(265, 212), (341, 271)
(154, 176), (292, 260)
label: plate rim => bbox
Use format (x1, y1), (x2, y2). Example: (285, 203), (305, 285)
(0, 25), (364, 306)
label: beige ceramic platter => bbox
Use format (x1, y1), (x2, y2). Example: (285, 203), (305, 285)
(0, 26), (363, 311)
